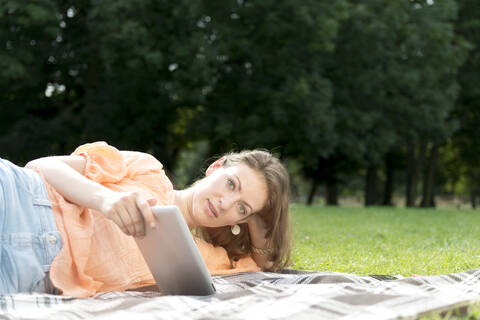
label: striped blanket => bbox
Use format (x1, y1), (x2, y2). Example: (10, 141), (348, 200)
(1, 269), (480, 319)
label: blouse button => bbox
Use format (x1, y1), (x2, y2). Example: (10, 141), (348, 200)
(48, 235), (57, 245)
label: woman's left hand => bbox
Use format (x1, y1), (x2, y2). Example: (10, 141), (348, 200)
(247, 213), (267, 232)
(247, 215), (274, 269)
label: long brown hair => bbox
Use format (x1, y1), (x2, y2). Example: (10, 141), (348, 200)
(198, 149), (292, 272)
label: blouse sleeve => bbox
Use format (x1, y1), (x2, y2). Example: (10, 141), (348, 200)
(72, 141), (127, 184)
(119, 150), (174, 205)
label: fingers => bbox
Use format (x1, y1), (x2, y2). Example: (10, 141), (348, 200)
(101, 191), (157, 237)
(137, 197), (157, 230)
(105, 208), (129, 235)
(123, 192), (152, 237)
(116, 204), (137, 236)
(125, 199), (145, 237)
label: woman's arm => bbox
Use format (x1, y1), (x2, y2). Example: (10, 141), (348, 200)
(247, 215), (274, 270)
(25, 155), (157, 237)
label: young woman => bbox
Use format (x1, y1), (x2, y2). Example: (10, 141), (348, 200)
(0, 142), (292, 297)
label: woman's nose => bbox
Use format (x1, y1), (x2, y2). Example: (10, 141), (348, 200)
(219, 194), (237, 211)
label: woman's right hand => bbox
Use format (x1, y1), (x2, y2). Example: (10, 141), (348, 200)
(100, 191), (157, 237)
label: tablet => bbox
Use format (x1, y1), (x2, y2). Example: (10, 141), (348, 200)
(134, 205), (216, 296)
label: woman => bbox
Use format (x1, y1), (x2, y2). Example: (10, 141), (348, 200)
(0, 141), (292, 297)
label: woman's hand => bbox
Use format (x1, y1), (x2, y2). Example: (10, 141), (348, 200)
(247, 213), (267, 231)
(100, 191), (157, 237)
(247, 214), (274, 270)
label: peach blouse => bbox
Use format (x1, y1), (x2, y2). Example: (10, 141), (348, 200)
(44, 142), (259, 298)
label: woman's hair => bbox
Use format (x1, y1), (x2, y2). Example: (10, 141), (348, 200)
(198, 149), (292, 272)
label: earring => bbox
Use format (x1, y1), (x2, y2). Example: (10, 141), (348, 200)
(231, 224), (240, 235)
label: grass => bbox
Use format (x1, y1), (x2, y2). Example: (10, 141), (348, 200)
(418, 303), (480, 320)
(289, 205), (480, 319)
(290, 204), (480, 276)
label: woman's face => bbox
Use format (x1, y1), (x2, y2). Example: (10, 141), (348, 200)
(190, 163), (268, 228)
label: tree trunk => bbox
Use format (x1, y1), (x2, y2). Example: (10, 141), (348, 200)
(365, 165), (378, 206)
(279, 147), (286, 161)
(406, 141), (426, 207)
(406, 141), (418, 207)
(319, 158), (338, 206)
(420, 144), (439, 208)
(307, 178), (319, 205)
(325, 178), (338, 205)
(382, 152), (394, 206)
(470, 192), (476, 209)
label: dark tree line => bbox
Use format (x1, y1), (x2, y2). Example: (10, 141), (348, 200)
(1, 0), (479, 207)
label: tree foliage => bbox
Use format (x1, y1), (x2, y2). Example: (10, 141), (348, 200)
(449, 0), (480, 205)
(325, 0), (468, 206)
(192, 0), (348, 161)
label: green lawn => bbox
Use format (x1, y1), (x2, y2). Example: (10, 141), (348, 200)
(290, 204), (480, 276)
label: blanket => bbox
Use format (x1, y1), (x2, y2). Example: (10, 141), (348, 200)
(1, 269), (480, 319)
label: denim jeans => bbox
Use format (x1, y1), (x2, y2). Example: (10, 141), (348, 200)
(0, 158), (62, 294)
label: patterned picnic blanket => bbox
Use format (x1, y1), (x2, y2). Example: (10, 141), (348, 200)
(1, 269), (480, 320)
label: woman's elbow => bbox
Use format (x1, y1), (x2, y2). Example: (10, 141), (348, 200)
(25, 158), (46, 170)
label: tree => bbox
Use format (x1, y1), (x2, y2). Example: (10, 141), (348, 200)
(450, 0), (480, 207)
(189, 1), (348, 204)
(0, 1), (216, 171)
(402, 0), (468, 207)
(327, 0), (401, 206)
(0, 1), (65, 163)
(327, 0), (467, 207)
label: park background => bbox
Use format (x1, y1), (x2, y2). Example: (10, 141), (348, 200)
(1, 0), (480, 209)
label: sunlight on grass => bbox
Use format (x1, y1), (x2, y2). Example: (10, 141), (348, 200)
(290, 204), (480, 276)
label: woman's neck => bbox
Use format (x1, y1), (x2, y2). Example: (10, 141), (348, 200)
(173, 189), (196, 230)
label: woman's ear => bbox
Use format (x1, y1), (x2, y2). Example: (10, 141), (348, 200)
(205, 157), (226, 176)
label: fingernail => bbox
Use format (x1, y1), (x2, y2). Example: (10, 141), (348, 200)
(150, 222), (156, 228)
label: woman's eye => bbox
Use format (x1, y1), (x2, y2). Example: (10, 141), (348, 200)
(227, 178), (235, 190)
(238, 204), (246, 215)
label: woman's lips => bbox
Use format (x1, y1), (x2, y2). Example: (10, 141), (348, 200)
(206, 200), (218, 218)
